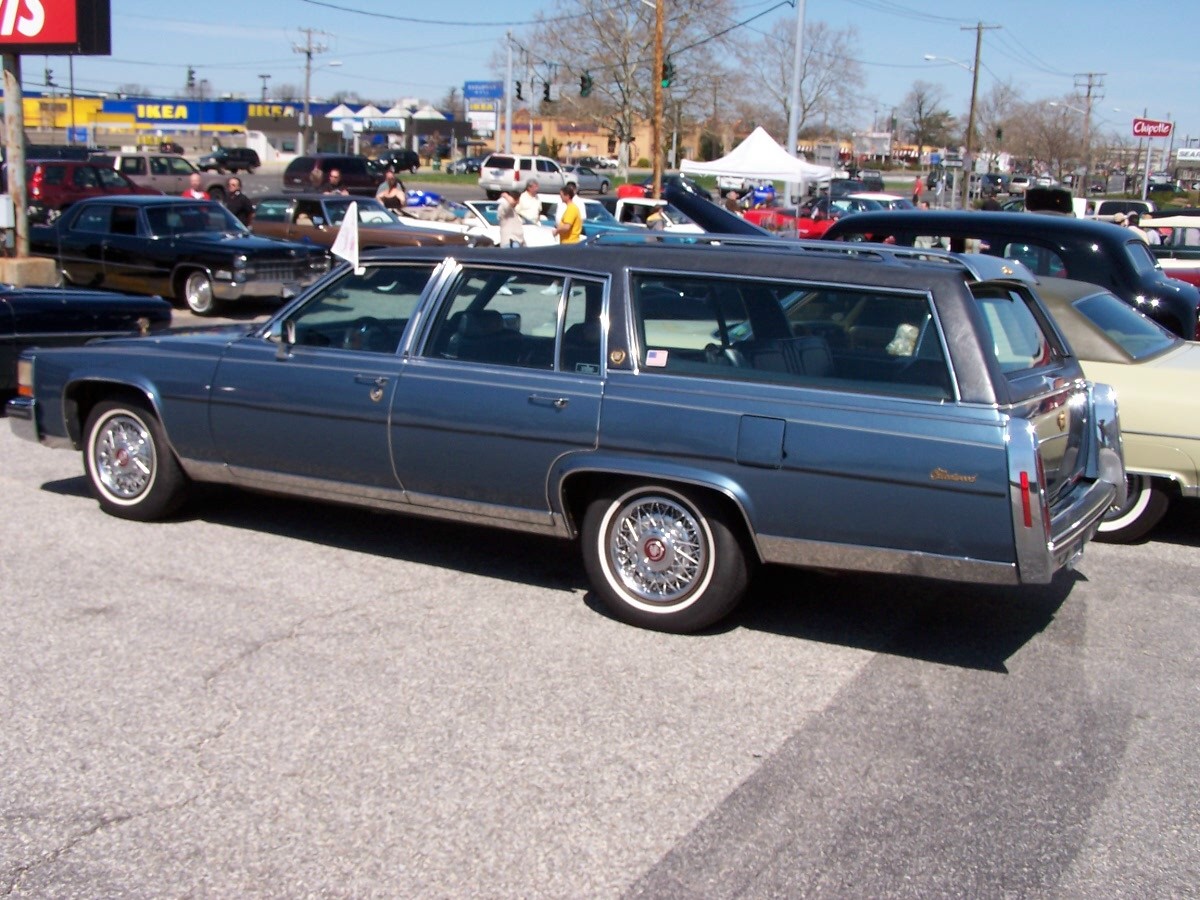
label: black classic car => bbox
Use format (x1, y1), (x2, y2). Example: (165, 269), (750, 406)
(29, 196), (329, 315)
(824, 210), (1200, 340)
(8, 239), (1123, 633)
(0, 285), (171, 398)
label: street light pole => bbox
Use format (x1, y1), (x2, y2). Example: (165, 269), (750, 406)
(294, 28), (329, 156)
(651, 0), (664, 200)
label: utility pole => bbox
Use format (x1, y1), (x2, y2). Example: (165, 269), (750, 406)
(504, 32), (513, 154)
(293, 28), (329, 156)
(651, 0), (664, 200)
(960, 22), (1000, 210)
(1074, 72), (1104, 198)
(784, 0), (806, 205)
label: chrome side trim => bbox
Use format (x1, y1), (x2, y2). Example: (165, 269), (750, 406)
(757, 534), (1019, 585)
(224, 468), (568, 537)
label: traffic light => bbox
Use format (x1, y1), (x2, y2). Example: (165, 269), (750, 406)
(542, 81), (551, 102)
(660, 57), (675, 89)
(44, 67), (53, 87)
(580, 72), (593, 98)
(186, 66), (196, 90)
(515, 80), (523, 101)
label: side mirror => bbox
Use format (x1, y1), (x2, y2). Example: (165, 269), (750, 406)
(270, 318), (296, 360)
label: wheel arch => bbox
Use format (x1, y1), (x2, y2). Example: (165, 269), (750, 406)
(555, 459), (762, 561)
(63, 377), (167, 450)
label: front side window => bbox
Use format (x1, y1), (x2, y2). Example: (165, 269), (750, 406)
(72, 166), (99, 189)
(1123, 239), (1162, 275)
(286, 264), (437, 353)
(632, 274), (952, 399)
(168, 157), (196, 176)
(149, 157), (169, 176)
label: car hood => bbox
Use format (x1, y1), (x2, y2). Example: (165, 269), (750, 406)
(664, 183), (774, 237)
(174, 232), (322, 255)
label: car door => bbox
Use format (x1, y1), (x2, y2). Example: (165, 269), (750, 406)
(208, 262), (440, 495)
(390, 263), (605, 523)
(56, 203), (110, 286)
(101, 204), (162, 294)
(166, 155), (198, 192)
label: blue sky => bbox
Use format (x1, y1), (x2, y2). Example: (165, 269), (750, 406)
(47, 0), (1200, 143)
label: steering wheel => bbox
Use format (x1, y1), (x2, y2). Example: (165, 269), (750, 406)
(342, 316), (392, 352)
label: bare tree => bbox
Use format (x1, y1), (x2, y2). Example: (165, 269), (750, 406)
(973, 79), (1023, 161)
(115, 83), (152, 98)
(901, 81), (957, 160)
(271, 83), (301, 103)
(438, 86), (461, 115)
(521, 0), (737, 168)
(732, 19), (865, 144)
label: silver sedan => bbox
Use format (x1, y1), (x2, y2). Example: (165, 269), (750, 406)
(563, 165), (611, 194)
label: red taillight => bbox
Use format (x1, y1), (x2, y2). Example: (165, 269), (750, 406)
(29, 165), (43, 199)
(1020, 471), (1032, 528)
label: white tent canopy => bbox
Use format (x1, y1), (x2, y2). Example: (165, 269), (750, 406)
(681, 126), (833, 184)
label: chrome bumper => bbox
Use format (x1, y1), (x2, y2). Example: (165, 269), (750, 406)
(212, 276), (317, 302)
(6, 396), (39, 443)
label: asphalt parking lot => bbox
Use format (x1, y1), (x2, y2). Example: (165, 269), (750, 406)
(2, 418), (1198, 896)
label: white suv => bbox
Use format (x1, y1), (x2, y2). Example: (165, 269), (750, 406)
(478, 154), (573, 199)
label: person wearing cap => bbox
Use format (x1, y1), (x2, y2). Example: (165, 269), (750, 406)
(1125, 212), (1153, 243)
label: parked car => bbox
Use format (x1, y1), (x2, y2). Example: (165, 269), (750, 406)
(375, 148), (420, 174)
(824, 210), (1200, 339)
(477, 153), (570, 199)
(29, 196), (329, 316)
(857, 169), (885, 192)
(1073, 198), (1156, 221)
(596, 196), (703, 233)
(744, 196), (883, 237)
(1140, 213), (1200, 287)
(0, 286), (171, 398)
(7, 159), (160, 224)
(8, 240), (1122, 633)
(562, 165), (610, 194)
(847, 192), (915, 211)
(1146, 182), (1184, 198)
(1008, 174), (1034, 194)
(446, 155), (484, 175)
(90, 151), (228, 200)
(1029, 275), (1200, 541)
(195, 147), (261, 174)
(970, 172), (1010, 196)
(827, 178), (866, 199)
(282, 154), (384, 196)
(251, 194), (486, 249)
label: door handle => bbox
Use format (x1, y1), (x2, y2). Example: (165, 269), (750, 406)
(529, 394), (569, 409)
(354, 374), (389, 386)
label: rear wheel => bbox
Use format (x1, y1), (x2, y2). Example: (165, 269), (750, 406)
(485, 190), (500, 200)
(598, 180), (610, 194)
(582, 484), (750, 632)
(83, 399), (188, 520)
(179, 270), (217, 316)
(1098, 474), (1170, 542)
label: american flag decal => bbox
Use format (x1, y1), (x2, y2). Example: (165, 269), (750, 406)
(645, 349), (668, 367)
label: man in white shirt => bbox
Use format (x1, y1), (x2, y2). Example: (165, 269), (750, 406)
(516, 179), (542, 224)
(497, 190), (525, 247)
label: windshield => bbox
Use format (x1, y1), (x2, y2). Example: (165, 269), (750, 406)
(660, 203), (695, 226)
(1074, 291), (1179, 360)
(145, 203), (245, 236)
(1124, 239), (1163, 275)
(583, 202), (619, 225)
(324, 198), (397, 226)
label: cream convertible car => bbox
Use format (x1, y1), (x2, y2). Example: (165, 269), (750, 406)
(1036, 277), (1200, 541)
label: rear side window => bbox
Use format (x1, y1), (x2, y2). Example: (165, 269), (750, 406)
(483, 156), (513, 169)
(971, 284), (1063, 374)
(632, 274), (952, 400)
(118, 157), (144, 176)
(284, 158), (314, 178)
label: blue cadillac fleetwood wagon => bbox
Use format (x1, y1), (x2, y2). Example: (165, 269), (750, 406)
(8, 239), (1124, 632)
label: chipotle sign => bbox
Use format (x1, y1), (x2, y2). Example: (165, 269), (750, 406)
(0, 0), (109, 54)
(1132, 118), (1174, 139)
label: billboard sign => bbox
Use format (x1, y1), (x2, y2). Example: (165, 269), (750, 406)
(0, 0), (111, 54)
(1177, 147), (1200, 163)
(1132, 117), (1173, 139)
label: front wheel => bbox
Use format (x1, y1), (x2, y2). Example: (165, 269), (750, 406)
(179, 270), (217, 316)
(83, 399), (188, 521)
(598, 180), (610, 195)
(582, 485), (750, 633)
(1098, 474), (1170, 542)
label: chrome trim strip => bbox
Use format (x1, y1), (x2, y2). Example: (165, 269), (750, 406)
(757, 534), (1019, 585)
(6, 396), (39, 442)
(223, 468), (568, 537)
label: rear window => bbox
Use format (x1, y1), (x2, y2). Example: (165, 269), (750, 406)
(971, 284), (1064, 374)
(1074, 292), (1178, 360)
(284, 158), (315, 178)
(483, 156), (514, 169)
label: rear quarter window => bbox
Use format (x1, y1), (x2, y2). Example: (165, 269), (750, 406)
(483, 156), (514, 169)
(971, 284), (1064, 374)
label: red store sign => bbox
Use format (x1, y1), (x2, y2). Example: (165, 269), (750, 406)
(0, 0), (109, 54)
(1132, 117), (1174, 138)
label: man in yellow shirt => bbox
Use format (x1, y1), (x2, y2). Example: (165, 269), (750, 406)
(556, 184), (584, 244)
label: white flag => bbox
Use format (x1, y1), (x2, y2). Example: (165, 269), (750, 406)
(330, 201), (364, 273)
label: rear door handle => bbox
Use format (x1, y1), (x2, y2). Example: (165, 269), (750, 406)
(529, 394), (569, 409)
(354, 374), (389, 386)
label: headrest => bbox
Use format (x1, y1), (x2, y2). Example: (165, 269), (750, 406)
(459, 309), (505, 337)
